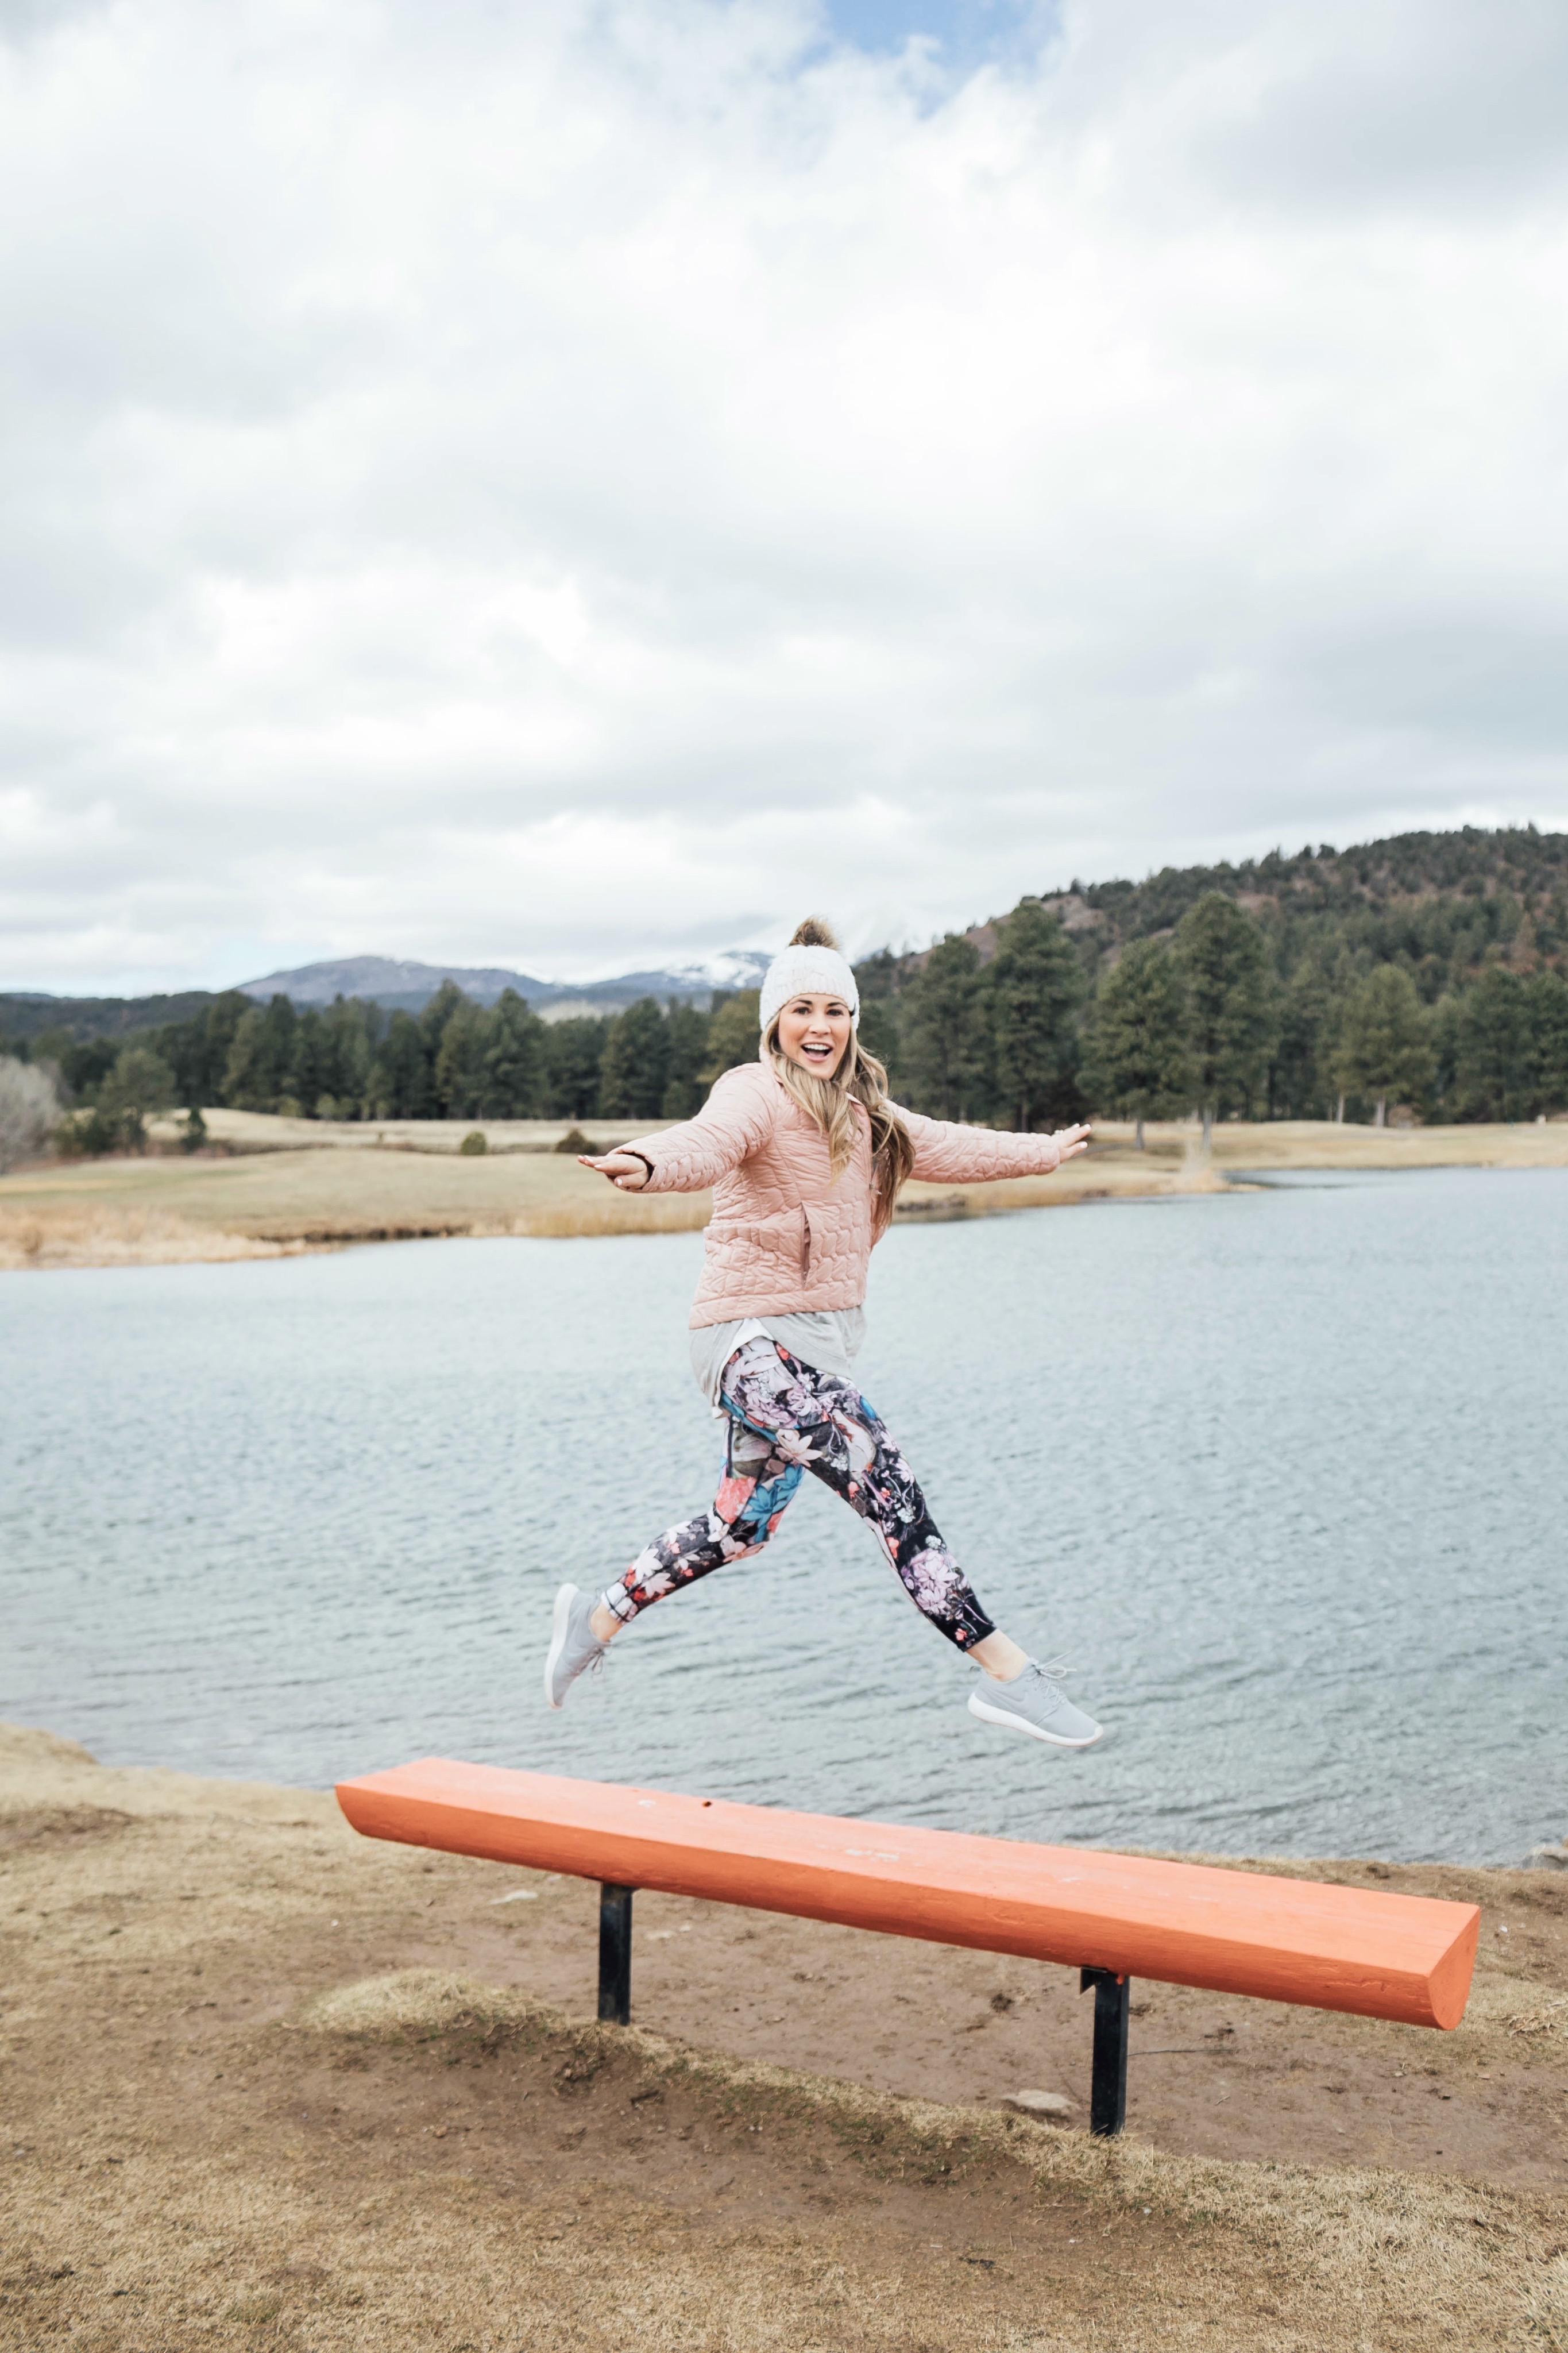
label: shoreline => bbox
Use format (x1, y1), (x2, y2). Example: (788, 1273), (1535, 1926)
(3, 1719), (1563, 2350)
(3, 1117), (1567, 1271)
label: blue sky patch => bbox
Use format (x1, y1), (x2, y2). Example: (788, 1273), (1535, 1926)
(824, 0), (1044, 65)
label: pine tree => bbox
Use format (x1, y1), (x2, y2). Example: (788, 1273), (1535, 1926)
(221, 996), (298, 1112)
(855, 996), (902, 1086)
(1175, 894), (1277, 1145)
(221, 1006), (269, 1109)
(372, 1010), (434, 1118)
(1083, 939), (1191, 1145)
(480, 989), (548, 1117)
(98, 1044), (178, 1145)
(700, 991), (761, 1083)
(599, 998), (671, 1120)
(543, 1017), (612, 1120)
(1528, 972), (1568, 1114)
(1269, 955), (1339, 1119)
(289, 1009), (330, 1114)
(1332, 966), (1433, 1125)
(159, 992), (249, 1109)
(901, 934), (990, 1121)
(989, 902), (1084, 1131)
(661, 1003), (712, 1117)
(1453, 967), (1532, 1121)
(434, 999), (487, 1117)
(321, 995), (376, 1117)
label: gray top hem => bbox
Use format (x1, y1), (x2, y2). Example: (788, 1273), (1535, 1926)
(689, 1307), (868, 1411)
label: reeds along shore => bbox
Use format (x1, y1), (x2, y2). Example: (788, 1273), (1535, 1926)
(2, 1116), (1567, 1270)
(2, 1719), (1566, 2352)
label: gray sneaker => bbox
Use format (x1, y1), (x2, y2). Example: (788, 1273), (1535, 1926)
(968, 1661), (1103, 1749)
(544, 1583), (609, 1711)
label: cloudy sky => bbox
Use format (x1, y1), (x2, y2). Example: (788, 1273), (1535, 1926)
(3, 0), (1567, 993)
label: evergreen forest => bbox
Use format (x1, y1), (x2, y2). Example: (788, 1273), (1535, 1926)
(6, 826), (1568, 1144)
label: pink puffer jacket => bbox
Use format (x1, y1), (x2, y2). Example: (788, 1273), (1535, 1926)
(623, 1058), (1068, 1328)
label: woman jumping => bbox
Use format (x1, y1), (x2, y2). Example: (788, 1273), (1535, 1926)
(544, 919), (1104, 1749)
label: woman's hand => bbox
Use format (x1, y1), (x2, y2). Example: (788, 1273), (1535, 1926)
(578, 1151), (650, 1191)
(1052, 1123), (1092, 1163)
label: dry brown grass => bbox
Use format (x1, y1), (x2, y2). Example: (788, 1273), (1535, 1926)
(0, 1205), (308, 1269)
(171, 1108), (1568, 1174)
(154, 1111), (662, 1157)
(0, 1146), (712, 1268)
(1095, 1117), (1568, 1171)
(2, 1116), (1564, 1270)
(288, 1964), (1568, 2347)
(2, 1722), (1565, 2351)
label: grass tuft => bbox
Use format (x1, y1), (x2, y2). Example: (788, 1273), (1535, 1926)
(224, 2294), (283, 2323)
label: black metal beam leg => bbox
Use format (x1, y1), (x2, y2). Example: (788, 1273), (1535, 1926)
(598, 1883), (634, 2024)
(1079, 1966), (1129, 2136)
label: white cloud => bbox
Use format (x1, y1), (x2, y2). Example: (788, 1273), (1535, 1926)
(2, 0), (1566, 992)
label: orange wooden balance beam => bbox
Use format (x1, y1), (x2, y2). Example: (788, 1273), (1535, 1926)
(336, 1759), (1478, 2135)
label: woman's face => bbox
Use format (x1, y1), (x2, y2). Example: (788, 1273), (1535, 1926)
(777, 993), (853, 1079)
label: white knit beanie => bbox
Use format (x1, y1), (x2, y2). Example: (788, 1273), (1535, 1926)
(759, 939), (860, 1035)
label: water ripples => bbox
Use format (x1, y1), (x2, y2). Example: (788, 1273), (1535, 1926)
(1, 1166), (1564, 1861)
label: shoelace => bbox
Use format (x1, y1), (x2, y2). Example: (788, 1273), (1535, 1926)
(974, 1658), (1073, 1689)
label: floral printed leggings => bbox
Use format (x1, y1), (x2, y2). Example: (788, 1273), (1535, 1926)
(601, 1336), (997, 1652)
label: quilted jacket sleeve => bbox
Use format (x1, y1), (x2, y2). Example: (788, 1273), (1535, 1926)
(897, 1106), (1065, 1185)
(621, 1064), (778, 1193)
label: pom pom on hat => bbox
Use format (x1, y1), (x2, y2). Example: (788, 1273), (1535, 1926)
(759, 919), (860, 1035)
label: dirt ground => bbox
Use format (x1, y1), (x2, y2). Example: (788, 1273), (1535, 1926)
(3, 1117), (1565, 1270)
(3, 1723), (1565, 2350)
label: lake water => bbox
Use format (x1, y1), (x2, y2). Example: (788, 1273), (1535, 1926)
(2, 1168), (1564, 1864)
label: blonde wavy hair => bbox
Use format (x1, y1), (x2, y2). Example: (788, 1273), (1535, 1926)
(765, 919), (915, 1233)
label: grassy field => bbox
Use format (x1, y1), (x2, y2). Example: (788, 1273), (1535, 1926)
(185, 1111), (663, 1156)
(2, 1719), (1565, 2351)
(2, 1116), (1565, 1270)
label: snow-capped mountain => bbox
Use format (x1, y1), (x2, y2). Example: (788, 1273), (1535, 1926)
(236, 949), (773, 1017)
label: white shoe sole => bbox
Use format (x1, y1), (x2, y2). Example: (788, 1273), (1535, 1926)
(544, 1581), (580, 1712)
(968, 1687), (1104, 1749)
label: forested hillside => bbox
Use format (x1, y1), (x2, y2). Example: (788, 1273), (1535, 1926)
(7, 826), (1567, 1144)
(860, 825), (1568, 1131)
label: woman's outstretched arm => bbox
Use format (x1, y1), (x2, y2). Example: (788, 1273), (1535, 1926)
(895, 1107), (1091, 1186)
(580, 1063), (777, 1195)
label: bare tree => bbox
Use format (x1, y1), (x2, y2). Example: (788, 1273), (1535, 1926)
(0, 1058), (61, 1173)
